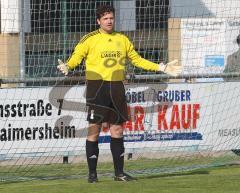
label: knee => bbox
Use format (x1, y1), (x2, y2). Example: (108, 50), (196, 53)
(87, 133), (99, 142)
(110, 125), (124, 138)
(87, 124), (100, 141)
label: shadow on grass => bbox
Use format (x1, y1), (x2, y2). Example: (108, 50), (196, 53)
(136, 169), (209, 180)
(0, 174), (84, 186)
(5, 164), (237, 185)
(0, 170), (210, 185)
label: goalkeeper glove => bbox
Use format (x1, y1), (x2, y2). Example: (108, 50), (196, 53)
(57, 59), (69, 76)
(159, 59), (182, 76)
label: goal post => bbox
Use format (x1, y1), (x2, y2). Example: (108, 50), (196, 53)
(0, 0), (240, 182)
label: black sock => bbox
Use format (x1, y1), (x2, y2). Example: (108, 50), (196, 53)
(86, 140), (99, 174)
(110, 137), (124, 176)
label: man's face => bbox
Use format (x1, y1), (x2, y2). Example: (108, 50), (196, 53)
(97, 12), (115, 33)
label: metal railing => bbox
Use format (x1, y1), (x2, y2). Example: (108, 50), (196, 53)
(1, 72), (240, 86)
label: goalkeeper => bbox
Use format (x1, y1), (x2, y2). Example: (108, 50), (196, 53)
(58, 5), (181, 183)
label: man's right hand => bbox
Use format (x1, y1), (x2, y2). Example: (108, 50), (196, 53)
(57, 59), (69, 76)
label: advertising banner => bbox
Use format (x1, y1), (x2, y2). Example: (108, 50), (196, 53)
(0, 82), (240, 158)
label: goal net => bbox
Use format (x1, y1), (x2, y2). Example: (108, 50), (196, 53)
(0, 0), (240, 181)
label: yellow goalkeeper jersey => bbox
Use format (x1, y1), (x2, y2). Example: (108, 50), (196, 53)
(67, 29), (159, 81)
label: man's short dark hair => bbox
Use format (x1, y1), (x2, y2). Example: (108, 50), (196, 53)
(96, 5), (115, 19)
(237, 34), (240, 45)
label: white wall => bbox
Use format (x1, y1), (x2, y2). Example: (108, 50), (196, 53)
(169, 0), (240, 74)
(1, 0), (30, 33)
(114, 0), (136, 31)
(170, 0), (240, 18)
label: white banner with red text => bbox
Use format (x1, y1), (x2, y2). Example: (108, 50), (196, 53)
(0, 82), (240, 158)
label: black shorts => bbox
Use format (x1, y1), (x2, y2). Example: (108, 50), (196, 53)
(86, 80), (129, 124)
